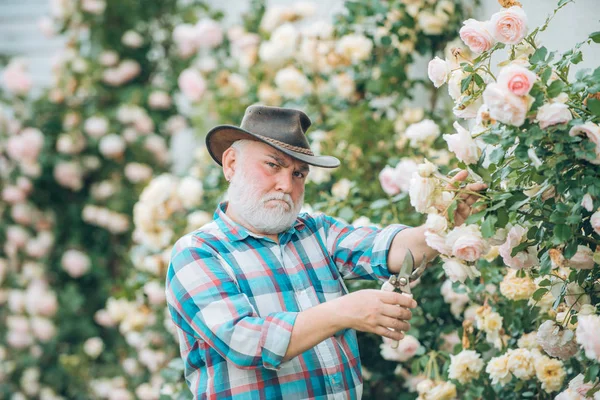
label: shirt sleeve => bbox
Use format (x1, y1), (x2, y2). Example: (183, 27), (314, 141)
(165, 235), (298, 371)
(315, 214), (409, 282)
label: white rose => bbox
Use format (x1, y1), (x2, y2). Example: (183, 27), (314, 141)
(99, 134), (126, 159)
(122, 30), (143, 48)
(177, 176), (204, 209)
(592, 209), (600, 235)
(143, 281), (166, 305)
(446, 224), (489, 262)
(581, 194), (594, 212)
(61, 249), (91, 278)
(84, 337), (104, 359)
(194, 18), (224, 49)
(336, 34), (373, 64)
(405, 119), (440, 147)
(427, 57), (450, 88)
(448, 69), (467, 101)
(569, 122), (600, 165)
(425, 214), (448, 233)
(448, 350), (484, 384)
(148, 91), (172, 110)
(187, 211), (212, 231)
(537, 102), (572, 129)
(483, 82), (529, 127)
(332, 178), (352, 200)
(418, 11), (448, 35)
(565, 245), (594, 270)
(30, 317), (56, 342)
(442, 257), (481, 283)
(84, 116), (109, 139)
(408, 173), (437, 213)
(443, 121), (481, 165)
(124, 163), (153, 183)
(99, 50), (119, 66)
(274, 67), (311, 99)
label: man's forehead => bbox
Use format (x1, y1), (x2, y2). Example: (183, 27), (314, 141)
(249, 141), (310, 170)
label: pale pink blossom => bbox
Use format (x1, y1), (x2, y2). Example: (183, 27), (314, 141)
(118, 60), (141, 82)
(497, 64), (536, 96)
(443, 122), (480, 165)
(379, 166), (401, 196)
(591, 209), (600, 235)
(537, 103), (572, 129)
(405, 119), (440, 146)
(11, 203), (33, 225)
(31, 317), (56, 342)
(442, 257), (481, 283)
(564, 282), (591, 312)
(2, 59), (32, 95)
(556, 374), (595, 399)
(124, 163), (153, 183)
(565, 245), (594, 270)
(17, 177), (33, 193)
(490, 6), (528, 45)
(195, 19), (224, 49)
(7, 225), (29, 248)
(148, 91), (172, 109)
(408, 173), (437, 213)
(7, 128), (44, 163)
(84, 116), (109, 139)
(380, 335), (421, 362)
(173, 24), (198, 58)
(446, 225), (489, 262)
(81, 0), (106, 15)
(576, 315), (600, 362)
(2, 186), (26, 204)
(133, 114), (154, 134)
(581, 194), (594, 212)
(425, 231), (452, 256)
(25, 282), (58, 317)
(536, 320), (578, 360)
(379, 159), (420, 195)
(143, 281), (166, 305)
(121, 30), (143, 48)
(498, 225), (538, 269)
(99, 134), (126, 159)
(483, 83), (529, 127)
(99, 50), (119, 66)
(54, 161), (84, 191)
(178, 69), (206, 102)
(427, 57), (450, 88)
(569, 122), (600, 165)
(61, 249), (91, 278)
(459, 19), (495, 53)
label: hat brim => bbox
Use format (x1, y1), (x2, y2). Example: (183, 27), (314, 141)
(205, 125), (341, 169)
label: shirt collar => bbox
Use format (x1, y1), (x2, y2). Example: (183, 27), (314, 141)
(214, 201), (306, 243)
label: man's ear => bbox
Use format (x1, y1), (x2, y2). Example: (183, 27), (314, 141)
(222, 147), (236, 182)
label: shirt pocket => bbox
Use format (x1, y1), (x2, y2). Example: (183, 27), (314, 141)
(314, 278), (345, 302)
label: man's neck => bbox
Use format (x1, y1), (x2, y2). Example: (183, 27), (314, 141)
(225, 204), (279, 244)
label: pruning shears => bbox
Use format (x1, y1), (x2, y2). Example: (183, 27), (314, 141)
(381, 249), (427, 348)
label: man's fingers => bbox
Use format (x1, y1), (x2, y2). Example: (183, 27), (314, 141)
(375, 326), (405, 341)
(381, 304), (413, 320)
(465, 182), (487, 192)
(380, 291), (417, 308)
(378, 316), (411, 332)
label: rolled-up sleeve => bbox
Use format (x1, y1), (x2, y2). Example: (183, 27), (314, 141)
(316, 214), (408, 281)
(165, 238), (297, 370)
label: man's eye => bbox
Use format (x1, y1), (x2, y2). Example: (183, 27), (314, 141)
(293, 171), (305, 179)
(266, 162), (278, 168)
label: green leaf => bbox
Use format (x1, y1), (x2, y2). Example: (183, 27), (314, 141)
(370, 199), (390, 210)
(547, 80), (566, 98)
(591, 31), (600, 43)
(532, 288), (548, 301)
(530, 46), (548, 64)
(538, 279), (551, 287)
(553, 224), (572, 242)
(465, 210), (487, 224)
(585, 363), (599, 383)
(447, 200), (458, 225)
(587, 98), (600, 117)
(558, 0), (571, 6)
(461, 75), (473, 93)
(481, 215), (497, 238)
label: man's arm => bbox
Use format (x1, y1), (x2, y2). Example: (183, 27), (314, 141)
(283, 289), (417, 362)
(387, 224), (438, 274)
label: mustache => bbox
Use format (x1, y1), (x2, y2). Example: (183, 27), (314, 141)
(262, 192), (293, 208)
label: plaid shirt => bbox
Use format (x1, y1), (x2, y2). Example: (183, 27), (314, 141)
(166, 202), (407, 399)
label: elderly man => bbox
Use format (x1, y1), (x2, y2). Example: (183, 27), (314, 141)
(166, 105), (483, 399)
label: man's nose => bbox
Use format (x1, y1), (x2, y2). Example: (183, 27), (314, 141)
(275, 171), (293, 193)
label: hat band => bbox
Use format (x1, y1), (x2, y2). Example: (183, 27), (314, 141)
(258, 134), (315, 156)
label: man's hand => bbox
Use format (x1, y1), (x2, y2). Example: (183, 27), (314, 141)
(448, 170), (487, 226)
(335, 289), (417, 341)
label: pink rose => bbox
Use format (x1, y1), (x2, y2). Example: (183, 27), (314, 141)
(490, 6), (528, 45)
(2, 59), (32, 95)
(405, 119), (441, 146)
(61, 249), (91, 278)
(497, 64), (536, 96)
(11, 203), (33, 225)
(591, 209), (600, 235)
(133, 114), (154, 134)
(124, 163), (153, 183)
(569, 122), (600, 165)
(195, 19), (224, 49)
(446, 225), (489, 262)
(380, 335), (421, 362)
(178, 69), (207, 102)
(81, 0), (106, 15)
(31, 317), (56, 342)
(427, 57), (450, 88)
(143, 281), (166, 305)
(379, 166), (401, 196)
(7, 225), (29, 248)
(483, 83), (529, 127)
(498, 225), (538, 269)
(119, 60), (141, 82)
(443, 122), (480, 165)
(576, 315), (600, 362)
(459, 19), (495, 53)
(17, 177), (33, 193)
(536, 102), (572, 129)
(565, 245), (594, 270)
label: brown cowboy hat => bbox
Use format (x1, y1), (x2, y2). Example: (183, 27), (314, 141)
(205, 105), (340, 168)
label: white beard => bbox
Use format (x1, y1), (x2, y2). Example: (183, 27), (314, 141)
(226, 167), (304, 235)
